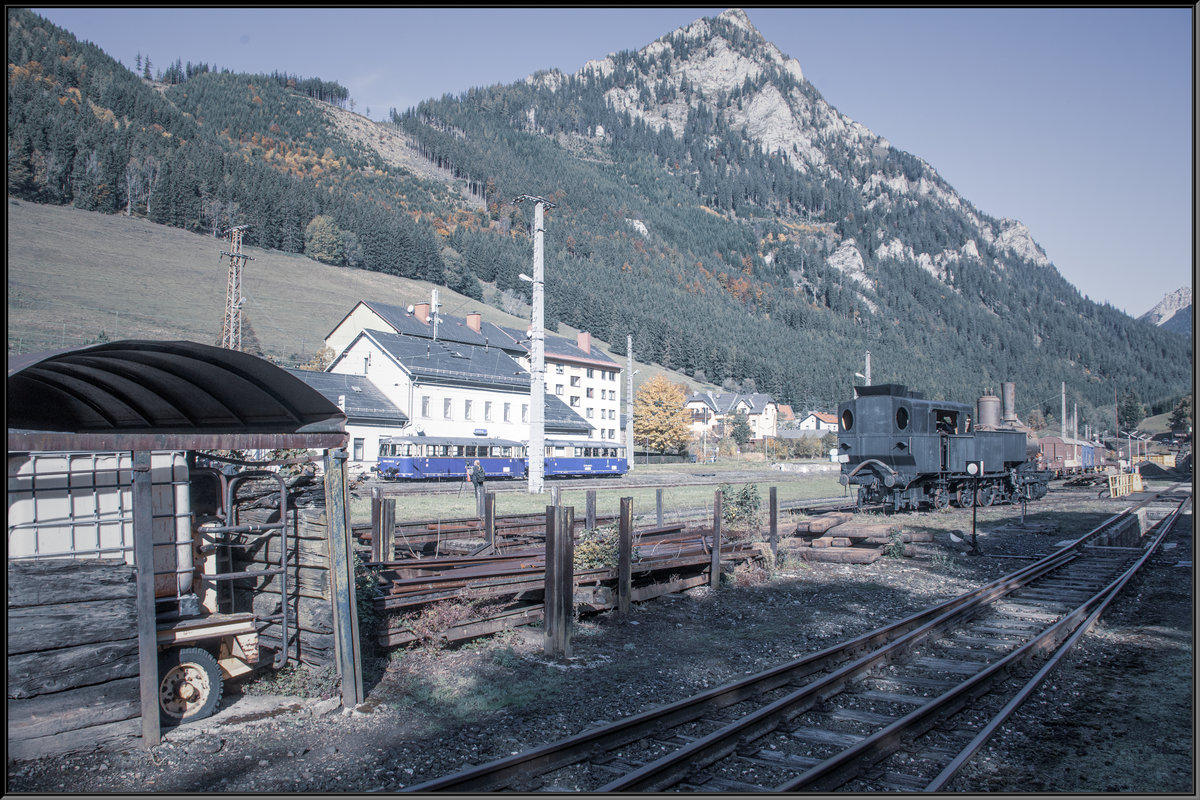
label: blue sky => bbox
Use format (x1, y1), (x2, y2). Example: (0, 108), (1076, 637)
(32, 7), (1193, 317)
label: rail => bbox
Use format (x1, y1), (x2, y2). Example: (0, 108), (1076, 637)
(403, 489), (1188, 792)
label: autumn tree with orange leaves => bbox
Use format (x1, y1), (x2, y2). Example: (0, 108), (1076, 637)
(633, 375), (692, 455)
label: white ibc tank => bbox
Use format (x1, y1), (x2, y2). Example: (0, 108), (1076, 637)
(7, 451), (193, 598)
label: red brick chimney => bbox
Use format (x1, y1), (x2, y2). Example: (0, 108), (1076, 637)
(576, 331), (591, 352)
(414, 303), (430, 324)
(466, 312), (482, 333)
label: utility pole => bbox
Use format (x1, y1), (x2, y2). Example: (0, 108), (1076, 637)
(431, 288), (440, 341)
(515, 195), (553, 494)
(626, 335), (635, 472)
(1061, 382), (1067, 440)
(219, 225), (253, 351)
(855, 351), (871, 387)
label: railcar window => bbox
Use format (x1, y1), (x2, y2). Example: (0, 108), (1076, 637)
(896, 407), (909, 430)
(841, 410), (854, 431)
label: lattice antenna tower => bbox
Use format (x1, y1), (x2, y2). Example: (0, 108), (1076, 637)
(219, 225), (254, 350)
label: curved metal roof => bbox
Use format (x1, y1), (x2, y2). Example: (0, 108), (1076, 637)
(8, 340), (347, 452)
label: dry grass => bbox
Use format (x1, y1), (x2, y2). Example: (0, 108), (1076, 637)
(7, 199), (719, 397)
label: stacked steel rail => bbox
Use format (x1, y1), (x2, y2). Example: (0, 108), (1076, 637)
(370, 523), (765, 648)
(403, 488), (1189, 792)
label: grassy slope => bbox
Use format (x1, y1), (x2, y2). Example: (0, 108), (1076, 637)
(6, 197), (713, 394)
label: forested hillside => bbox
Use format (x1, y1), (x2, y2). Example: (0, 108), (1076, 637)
(6, 8), (1191, 430)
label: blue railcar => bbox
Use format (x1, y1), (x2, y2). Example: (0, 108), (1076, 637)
(377, 436), (526, 481)
(542, 440), (628, 478)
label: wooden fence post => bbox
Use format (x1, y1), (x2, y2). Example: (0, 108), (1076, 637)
(586, 490), (596, 531)
(484, 492), (495, 549)
(543, 504), (574, 658)
(370, 487), (383, 562)
(543, 506), (558, 656)
(656, 488), (664, 528)
(132, 450), (160, 749)
(556, 506), (574, 657)
(618, 497), (633, 613)
(769, 486), (778, 565)
(380, 498), (395, 562)
(324, 448), (363, 708)
(710, 489), (722, 589)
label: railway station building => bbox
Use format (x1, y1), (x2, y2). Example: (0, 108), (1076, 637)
(322, 299), (622, 447)
(326, 329), (591, 448)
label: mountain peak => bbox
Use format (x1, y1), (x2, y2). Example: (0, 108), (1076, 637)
(1139, 286), (1192, 335)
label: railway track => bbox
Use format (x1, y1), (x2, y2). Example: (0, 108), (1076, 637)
(360, 468), (834, 496)
(403, 488), (1190, 793)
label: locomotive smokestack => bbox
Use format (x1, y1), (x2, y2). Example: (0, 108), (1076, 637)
(1002, 382), (1018, 423)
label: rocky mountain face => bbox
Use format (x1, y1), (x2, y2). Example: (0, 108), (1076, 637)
(549, 8), (1051, 307)
(1139, 286), (1192, 335)
(8, 7), (1192, 421)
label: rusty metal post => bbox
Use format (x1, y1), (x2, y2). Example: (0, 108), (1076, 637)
(656, 488), (664, 528)
(618, 497), (633, 613)
(769, 486), (778, 565)
(586, 489), (596, 531)
(711, 490), (722, 589)
(484, 492), (496, 549)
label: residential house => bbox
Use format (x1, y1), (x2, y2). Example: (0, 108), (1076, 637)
(798, 412), (839, 432)
(684, 392), (779, 442)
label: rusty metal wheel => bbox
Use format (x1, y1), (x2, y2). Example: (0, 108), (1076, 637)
(955, 485), (974, 508)
(159, 647), (223, 723)
(933, 488), (950, 510)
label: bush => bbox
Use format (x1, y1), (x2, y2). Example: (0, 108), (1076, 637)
(720, 483), (761, 527)
(573, 526), (632, 569)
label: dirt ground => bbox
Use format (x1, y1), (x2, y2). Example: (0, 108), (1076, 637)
(5, 482), (1193, 794)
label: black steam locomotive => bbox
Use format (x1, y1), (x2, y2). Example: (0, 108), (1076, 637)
(836, 383), (1050, 512)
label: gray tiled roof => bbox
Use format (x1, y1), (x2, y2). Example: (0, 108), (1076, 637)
(284, 369), (408, 426)
(342, 332), (589, 434)
(365, 331), (528, 391)
(685, 392), (776, 415)
(496, 325), (618, 366)
(361, 300), (526, 354)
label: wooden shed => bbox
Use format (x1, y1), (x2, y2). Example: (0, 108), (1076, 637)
(7, 340), (361, 760)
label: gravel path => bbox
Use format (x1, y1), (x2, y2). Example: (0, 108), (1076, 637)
(6, 483), (1191, 793)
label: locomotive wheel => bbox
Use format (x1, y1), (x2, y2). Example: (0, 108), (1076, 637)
(933, 488), (950, 510)
(977, 485), (997, 507)
(158, 647), (223, 724)
(955, 486), (974, 508)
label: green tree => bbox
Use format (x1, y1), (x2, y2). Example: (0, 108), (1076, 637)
(1169, 395), (1192, 433)
(304, 215), (345, 265)
(729, 411), (752, 446)
(1118, 390), (1145, 432)
(633, 374), (691, 454)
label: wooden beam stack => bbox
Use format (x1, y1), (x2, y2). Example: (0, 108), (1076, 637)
(784, 513), (933, 563)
